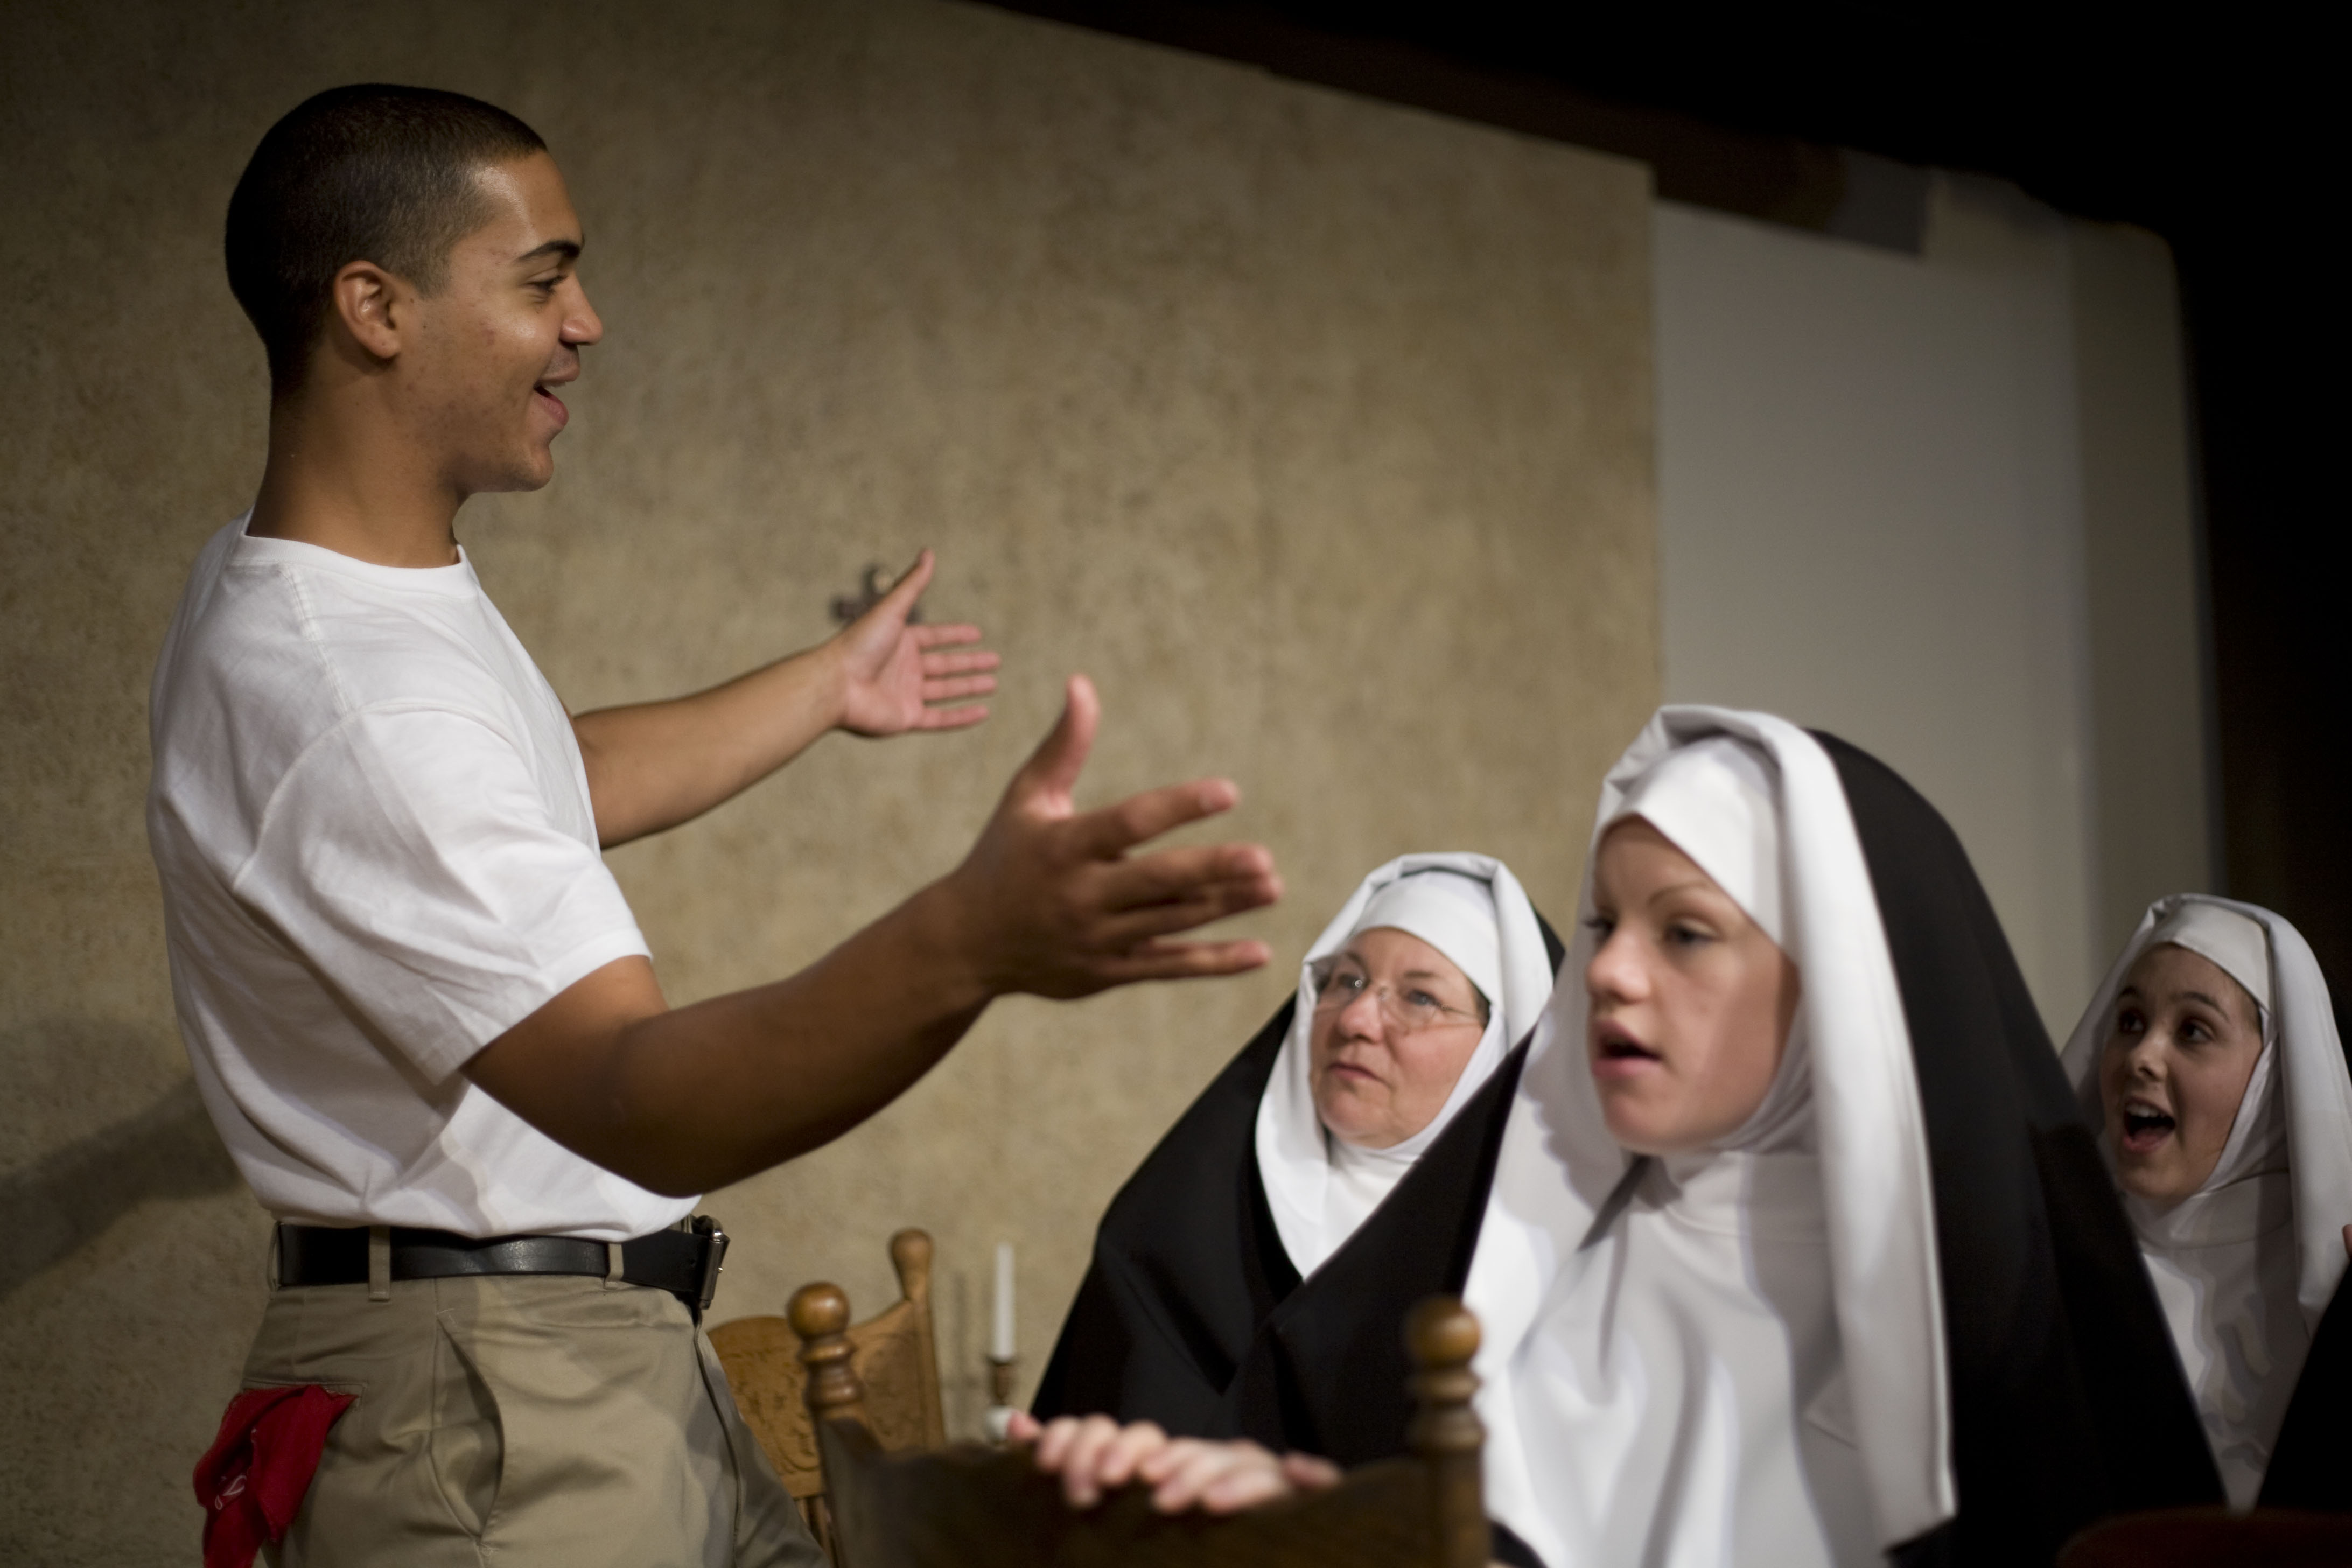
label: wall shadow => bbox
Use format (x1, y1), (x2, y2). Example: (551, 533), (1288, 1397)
(1, 1072), (240, 1302)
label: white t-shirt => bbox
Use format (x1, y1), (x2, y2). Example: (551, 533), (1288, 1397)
(147, 515), (695, 1241)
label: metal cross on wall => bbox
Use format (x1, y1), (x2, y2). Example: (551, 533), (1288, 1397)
(828, 564), (921, 627)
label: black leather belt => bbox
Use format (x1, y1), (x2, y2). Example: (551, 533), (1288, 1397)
(275, 1216), (729, 1314)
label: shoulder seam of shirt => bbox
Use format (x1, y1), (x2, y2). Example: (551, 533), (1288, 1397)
(244, 559), (363, 719)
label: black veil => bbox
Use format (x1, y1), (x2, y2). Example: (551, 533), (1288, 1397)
(1822, 733), (2222, 1562)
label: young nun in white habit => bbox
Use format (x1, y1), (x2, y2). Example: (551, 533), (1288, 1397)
(1467, 718), (1899, 1566)
(1467, 709), (2219, 1566)
(1024, 709), (2222, 1565)
(1031, 855), (1562, 1467)
(2059, 895), (2352, 1511)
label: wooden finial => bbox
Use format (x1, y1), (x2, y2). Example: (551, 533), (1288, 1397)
(889, 1228), (934, 1306)
(790, 1280), (850, 1341)
(891, 1229), (949, 1446)
(1406, 1297), (1481, 1388)
(791, 1282), (869, 1424)
(1404, 1295), (1488, 1568)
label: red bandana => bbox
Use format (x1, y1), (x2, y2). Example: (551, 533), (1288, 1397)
(192, 1385), (356, 1568)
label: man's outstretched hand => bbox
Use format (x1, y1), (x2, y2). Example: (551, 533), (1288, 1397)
(940, 674), (1280, 997)
(835, 550), (999, 736)
(573, 549), (997, 846)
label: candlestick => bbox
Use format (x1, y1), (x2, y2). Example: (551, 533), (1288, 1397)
(985, 1241), (1019, 1444)
(991, 1241), (1016, 1362)
(984, 1352), (1018, 1446)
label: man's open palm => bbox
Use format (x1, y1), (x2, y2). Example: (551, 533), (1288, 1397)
(947, 675), (1280, 997)
(837, 550), (1000, 736)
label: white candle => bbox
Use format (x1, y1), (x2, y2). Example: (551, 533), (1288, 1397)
(992, 1241), (1016, 1362)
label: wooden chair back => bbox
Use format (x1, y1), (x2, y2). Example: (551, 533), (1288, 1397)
(789, 1284), (1491, 1568)
(710, 1228), (946, 1550)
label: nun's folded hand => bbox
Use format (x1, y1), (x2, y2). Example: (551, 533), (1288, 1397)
(1007, 1411), (1340, 1514)
(941, 674), (1283, 998)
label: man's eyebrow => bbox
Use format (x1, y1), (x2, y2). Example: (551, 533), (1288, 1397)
(515, 237), (583, 266)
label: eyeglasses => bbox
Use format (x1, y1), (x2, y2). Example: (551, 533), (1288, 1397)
(1310, 955), (1484, 1034)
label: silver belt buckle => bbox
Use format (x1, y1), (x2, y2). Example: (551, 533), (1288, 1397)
(691, 1215), (728, 1312)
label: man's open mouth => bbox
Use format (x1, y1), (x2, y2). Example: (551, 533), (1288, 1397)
(2119, 1103), (2176, 1153)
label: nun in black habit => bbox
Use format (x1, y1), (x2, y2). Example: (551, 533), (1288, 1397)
(1465, 708), (2220, 1565)
(1026, 708), (2222, 1566)
(2058, 894), (2352, 1511)
(1032, 853), (1566, 1466)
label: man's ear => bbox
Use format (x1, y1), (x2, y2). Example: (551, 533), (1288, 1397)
(328, 260), (407, 363)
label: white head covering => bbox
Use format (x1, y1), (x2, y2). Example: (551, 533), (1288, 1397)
(1466, 708), (1953, 1567)
(2059, 894), (2352, 1508)
(1256, 853), (1553, 1280)
(1611, 735), (1816, 1156)
(1354, 870), (1507, 1012)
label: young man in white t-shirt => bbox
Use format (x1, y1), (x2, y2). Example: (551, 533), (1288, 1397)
(153, 85), (1283, 1568)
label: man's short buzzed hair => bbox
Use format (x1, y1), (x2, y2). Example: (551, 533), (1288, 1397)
(226, 83), (547, 392)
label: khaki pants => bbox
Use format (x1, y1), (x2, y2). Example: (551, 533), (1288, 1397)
(241, 1272), (823, 1568)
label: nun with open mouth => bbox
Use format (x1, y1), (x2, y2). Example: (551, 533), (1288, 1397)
(1465, 707), (2222, 1566)
(2058, 895), (2352, 1512)
(1032, 853), (1563, 1465)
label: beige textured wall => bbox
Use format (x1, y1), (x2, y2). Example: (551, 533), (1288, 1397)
(0, 2), (1656, 1559)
